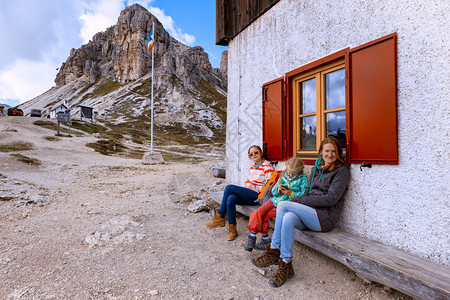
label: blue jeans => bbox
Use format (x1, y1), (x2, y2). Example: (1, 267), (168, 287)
(271, 201), (322, 260)
(218, 184), (259, 224)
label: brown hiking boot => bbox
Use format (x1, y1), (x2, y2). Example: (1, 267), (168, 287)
(206, 212), (225, 228)
(269, 259), (295, 287)
(250, 245), (280, 267)
(226, 224), (238, 241)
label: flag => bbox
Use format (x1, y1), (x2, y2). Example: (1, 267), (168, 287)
(147, 28), (154, 52)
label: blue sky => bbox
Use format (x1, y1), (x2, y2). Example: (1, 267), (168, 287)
(0, 0), (226, 107)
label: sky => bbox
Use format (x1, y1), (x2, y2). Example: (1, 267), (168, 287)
(0, 0), (226, 107)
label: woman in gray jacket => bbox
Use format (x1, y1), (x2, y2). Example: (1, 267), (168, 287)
(252, 137), (350, 288)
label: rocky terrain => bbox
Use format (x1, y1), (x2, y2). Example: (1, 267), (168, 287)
(0, 117), (412, 299)
(3, 4), (412, 299)
(19, 4), (227, 145)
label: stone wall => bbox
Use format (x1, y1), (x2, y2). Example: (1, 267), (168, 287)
(226, 0), (450, 265)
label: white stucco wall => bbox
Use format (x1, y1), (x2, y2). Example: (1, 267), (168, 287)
(225, 0), (450, 265)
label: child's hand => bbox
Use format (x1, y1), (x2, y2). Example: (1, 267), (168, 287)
(277, 185), (283, 193)
(281, 187), (292, 195)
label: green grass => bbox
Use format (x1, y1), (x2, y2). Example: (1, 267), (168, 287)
(10, 154), (41, 166)
(0, 142), (34, 152)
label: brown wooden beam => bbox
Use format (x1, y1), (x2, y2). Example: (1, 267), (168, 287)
(216, 0), (280, 46)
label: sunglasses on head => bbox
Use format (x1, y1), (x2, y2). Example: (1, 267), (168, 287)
(249, 151), (260, 156)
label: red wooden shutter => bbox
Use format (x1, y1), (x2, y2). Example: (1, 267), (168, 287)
(262, 77), (286, 161)
(346, 33), (398, 164)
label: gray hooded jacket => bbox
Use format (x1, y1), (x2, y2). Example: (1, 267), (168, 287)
(297, 157), (350, 232)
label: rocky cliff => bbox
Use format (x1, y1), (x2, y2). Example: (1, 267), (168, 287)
(20, 4), (227, 145)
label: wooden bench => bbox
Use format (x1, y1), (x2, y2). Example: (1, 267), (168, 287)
(210, 191), (450, 299)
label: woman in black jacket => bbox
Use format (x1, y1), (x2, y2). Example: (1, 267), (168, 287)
(252, 137), (350, 288)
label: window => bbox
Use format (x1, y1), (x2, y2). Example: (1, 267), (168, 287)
(262, 33), (398, 164)
(293, 60), (346, 157)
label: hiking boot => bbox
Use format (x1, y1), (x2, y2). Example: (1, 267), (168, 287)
(206, 212), (225, 228)
(254, 237), (271, 250)
(250, 245), (280, 267)
(269, 259), (295, 287)
(244, 235), (256, 252)
(226, 224), (238, 241)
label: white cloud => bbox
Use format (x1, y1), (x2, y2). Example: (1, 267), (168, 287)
(0, 0), (82, 70)
(0, 59), (58, 102)
(77, 0), (197, 47)
(0, 0), (196, 103)
(0, 0), (84, 103)
(78, 0), (157, 44)
(148, 7), (195, 45)
(79, 0), (125, 43)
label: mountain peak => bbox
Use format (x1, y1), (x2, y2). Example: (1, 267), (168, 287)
(21, 5), (228, 147)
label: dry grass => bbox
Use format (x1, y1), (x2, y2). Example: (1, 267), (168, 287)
(85, 139), (127, 156)
(9, 153), (41, 166)
(0, 142), (34, 152)
(70, 121), (107, 134)
(43, 136), (61, 141)
(33, 120), (57, 130)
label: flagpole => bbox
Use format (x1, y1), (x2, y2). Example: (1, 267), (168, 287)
(142, 21), (163, 165)
(150, 21), (154, 153)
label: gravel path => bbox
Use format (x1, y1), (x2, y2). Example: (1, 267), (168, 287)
(0, 117), (411, 299)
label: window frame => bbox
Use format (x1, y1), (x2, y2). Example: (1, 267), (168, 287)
(262, 33), (398, 165)
(292, 59), (346, 158)
(285, 49), (348, 164)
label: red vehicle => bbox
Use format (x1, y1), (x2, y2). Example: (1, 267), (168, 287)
(7, 108), (24, 116)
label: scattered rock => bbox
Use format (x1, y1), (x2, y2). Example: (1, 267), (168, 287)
(187, 200), (209, 213)
(210, 162), (226, 178)
(212, 179), (225, 186)
(253, 267), (266, 276)
(210, 162), (225, 170)
(83, 215), (145, 247)
(212, 167), (226, 178)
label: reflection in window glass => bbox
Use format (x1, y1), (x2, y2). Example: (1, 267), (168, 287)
(325, 111), (346, 149)
(325, 68), (345, 110)
(300, 116), (316, 150)
(300, 78), (316, 114)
